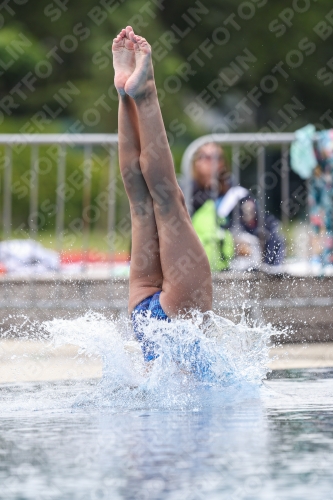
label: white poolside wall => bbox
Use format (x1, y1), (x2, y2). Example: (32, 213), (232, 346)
(0, 273), (332, 344)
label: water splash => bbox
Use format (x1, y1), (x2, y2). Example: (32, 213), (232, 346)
(0, 311), (281, 411)
(48, 311), (276, 410)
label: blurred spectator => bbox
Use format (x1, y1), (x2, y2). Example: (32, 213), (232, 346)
(308, 165), (327, 270)
(191, 143), (233, 270)
(290, 126), (333, 272)
(191, 142), (227, 214)
(312, 130), (333, 269)
(191, 199), (234, 271)
(191, 143), (285, 268)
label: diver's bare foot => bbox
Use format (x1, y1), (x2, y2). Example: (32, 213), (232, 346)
(112, 28), (136, 96)
(124, 27), (155, 100)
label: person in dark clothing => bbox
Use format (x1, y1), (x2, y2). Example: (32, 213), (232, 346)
(192, 143), (285, 266)
(191, 142), (227, 215)
(231, 195), (285, 265)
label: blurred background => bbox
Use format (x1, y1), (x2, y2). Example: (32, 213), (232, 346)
(0, 0), (332, 263)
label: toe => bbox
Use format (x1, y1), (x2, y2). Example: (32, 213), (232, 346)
(126, 25), (134, 37)
(129, 32), (138, 44)
(113, 34), (124, 48)
(138, 38), (149, 49)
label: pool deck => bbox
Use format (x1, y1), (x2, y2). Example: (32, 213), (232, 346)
(0, 341), (332, 384)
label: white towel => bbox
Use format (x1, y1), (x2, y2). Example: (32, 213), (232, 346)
(216, 186), (249, 218)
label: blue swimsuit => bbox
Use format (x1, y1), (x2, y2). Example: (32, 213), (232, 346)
(131, 291), (214, 381)
(131, 291), (169, 361)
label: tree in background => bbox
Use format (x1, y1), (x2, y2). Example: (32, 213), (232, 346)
(0, 0), (332, 232)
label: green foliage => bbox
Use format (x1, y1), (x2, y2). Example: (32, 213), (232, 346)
(0, 24), (46, 90)
(1, 0), (332, 234)
(1, 1), (331, 132)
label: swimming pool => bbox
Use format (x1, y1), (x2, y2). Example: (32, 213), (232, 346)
(0, 370), (332, 499)
(0, 314), (332, 499)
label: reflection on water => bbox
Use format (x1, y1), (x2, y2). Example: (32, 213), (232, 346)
(0, 372), (333, 499)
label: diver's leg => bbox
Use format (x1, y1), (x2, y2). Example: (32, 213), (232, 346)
(113, 30), (163, 313)
(124, 27), (212, 316)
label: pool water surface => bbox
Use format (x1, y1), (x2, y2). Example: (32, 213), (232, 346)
(0, 313), (332, 499)
(0, 369), (333, 500)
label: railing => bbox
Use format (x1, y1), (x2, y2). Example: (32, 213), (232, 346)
(0, 132), (330, 319)
(180, 132), (317, 229)
(1, 134), (118, 257)
(0, 132), (314, 273)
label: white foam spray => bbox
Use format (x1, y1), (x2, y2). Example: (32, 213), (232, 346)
(1, 311), (282, 411)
